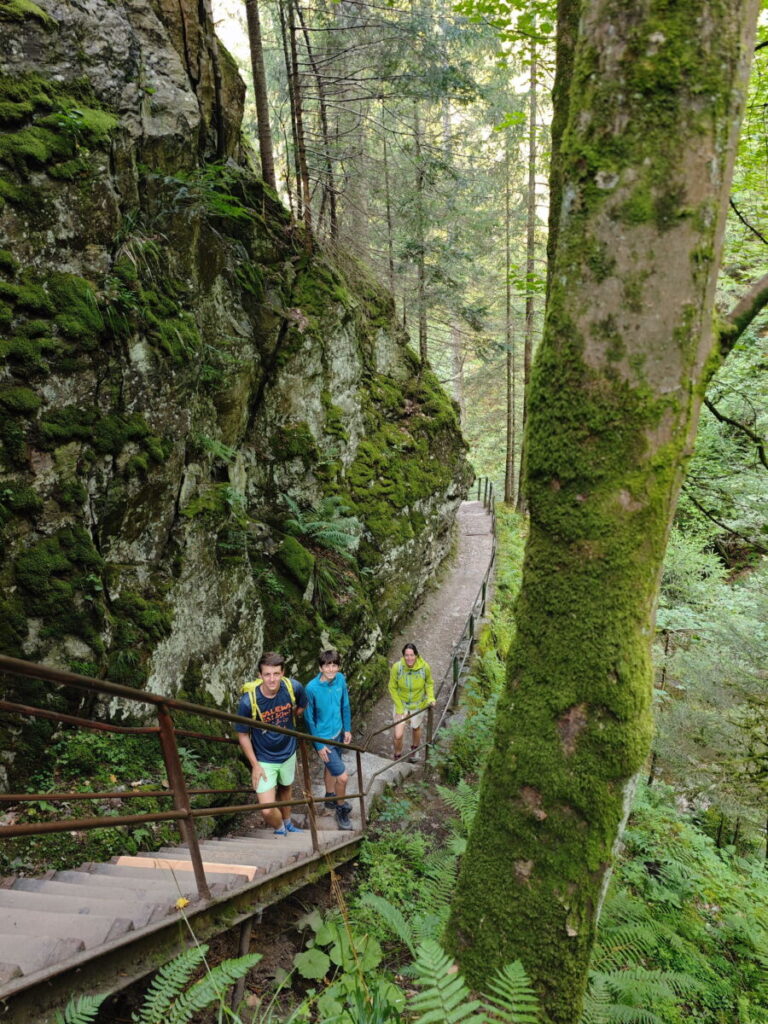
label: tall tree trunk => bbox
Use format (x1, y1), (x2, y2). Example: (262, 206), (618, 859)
(516, 45), (537, 514)
(445, 2), (759, 1021)
(278, 0), (302, 221)
(296, 2), (337, 238)
(244, 0), (277, 190)
(383, 135), (396, 295)
(414, 102), (428, 365)
(504, 132), (517, 505)
(285, 0), (311, 232)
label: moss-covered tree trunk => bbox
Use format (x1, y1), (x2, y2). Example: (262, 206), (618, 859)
(445, 2), (759, 1021)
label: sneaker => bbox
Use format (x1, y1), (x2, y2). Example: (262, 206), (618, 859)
(336, 800), (351, 812)
(284, 821), (303, 833)
(407, 747), (419, 764)
(335, 806), (353, 831)
(273, 825), (288, 836)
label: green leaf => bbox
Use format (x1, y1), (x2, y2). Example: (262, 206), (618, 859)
(294, 947), (331, 980)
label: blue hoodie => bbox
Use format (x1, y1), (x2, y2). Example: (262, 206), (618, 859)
(304, 671), (351, 751)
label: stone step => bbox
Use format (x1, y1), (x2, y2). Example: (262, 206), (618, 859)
(54, 867), (231, 898)
(0, 906), (132, 948)
(139, 845), (290, 871)
(0, 935), (85, 978)
(4, 883), (167, 928)
(0, 964), (22, 987)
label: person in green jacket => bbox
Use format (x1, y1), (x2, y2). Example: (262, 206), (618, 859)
(388, 643), (435, 761)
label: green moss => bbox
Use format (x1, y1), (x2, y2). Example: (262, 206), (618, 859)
(0, 280), (53, 313)
(275, 535), (315, 589)
(0, 591), (28, 656)
(0, 479), (42, 520)
(272, 421), (318, 463)
(14, 525), (105, 642)
(0, 0), (57, 26)
(321, 390), (349, 441)
(0, 249), (18, 274)
(0, 301), (13, 330)
(0, 335), (47, 372)
(0, 385), (41, 414)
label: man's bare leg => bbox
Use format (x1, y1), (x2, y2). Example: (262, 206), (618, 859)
(257, 786), (282, 830)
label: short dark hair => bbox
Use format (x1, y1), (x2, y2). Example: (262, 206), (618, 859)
(319, 649), (341, 666)
(402, 643), (419, 657)
(259, 651), (285, 671)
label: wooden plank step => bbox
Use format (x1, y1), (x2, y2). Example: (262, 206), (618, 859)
(4, 883), (166, 929)
(116, 856), (263, 882)
(145, 845), (299, 869)
(93, 862), (246, 890)
(0, 906), (132, 948)
(0, 936), (85, 977)
(54, 868), (232, 897)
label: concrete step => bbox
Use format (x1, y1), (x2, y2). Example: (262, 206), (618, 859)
(0, 936), (85, 977)
(5, 883), (167, 928)
(95, 861), (246, 890)
(0, 964), (22, 987)
(0, 906), (132, 948)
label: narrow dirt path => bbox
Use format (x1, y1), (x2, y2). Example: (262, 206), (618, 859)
(357, 499), (495, 759)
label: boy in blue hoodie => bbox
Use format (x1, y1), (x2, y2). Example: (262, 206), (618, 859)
(304, 650), (353, 831)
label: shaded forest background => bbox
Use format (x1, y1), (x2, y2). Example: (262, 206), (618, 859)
(212, 0), (768, 852)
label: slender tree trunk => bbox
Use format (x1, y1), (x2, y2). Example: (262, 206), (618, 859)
(716, 813), (725, 848)
(244, 0), (276, 190)
(383, 135), (396, 295)
(446, 3), (759, 1021)
(414, 102), (428, 365)
(505, 133), (517, 505)
(288, 0), (311, 232)
(296, 2), (337, 238)
(278, 0), (302, 221)
(516, 45), (537, 514)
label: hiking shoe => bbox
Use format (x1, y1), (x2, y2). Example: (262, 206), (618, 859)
(273, 825), (288, 836)
(336, 800), (351, 813)
(335, 806), (353, 831)
(407, 747), (419, 764)
(284, 821), (303, 833)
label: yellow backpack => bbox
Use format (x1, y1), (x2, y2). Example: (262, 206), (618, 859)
(241, 677), (297, 724)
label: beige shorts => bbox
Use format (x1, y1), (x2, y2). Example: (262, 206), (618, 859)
(393, 706), (426, 729)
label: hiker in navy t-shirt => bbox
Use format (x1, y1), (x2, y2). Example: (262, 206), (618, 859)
(236, 651), (307, 836)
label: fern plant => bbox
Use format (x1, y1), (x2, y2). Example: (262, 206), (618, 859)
(283, 495), (362, 558)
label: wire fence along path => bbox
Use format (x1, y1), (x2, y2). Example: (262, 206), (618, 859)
(0, 484), (496, 1021)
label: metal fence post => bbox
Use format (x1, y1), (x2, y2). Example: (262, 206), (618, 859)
(481, 580), (487, 617)
(355, 749), (367, 829)
(299, 738), (320, 853)
(451, 656), (460, 709)
(425, 704), (434, 763)
(483, 478), (489, 507)
(156, 704), (211, 900)
(469, 614), (475, 650)
(476, 478), (481, 500)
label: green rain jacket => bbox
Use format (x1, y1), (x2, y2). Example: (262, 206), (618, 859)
(388, 656), (435, 714)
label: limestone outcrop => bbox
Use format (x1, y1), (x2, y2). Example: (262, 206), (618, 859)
(0, 0), (471, 782)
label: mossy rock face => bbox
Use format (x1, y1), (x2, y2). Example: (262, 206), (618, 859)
(0, 14), (471, 804)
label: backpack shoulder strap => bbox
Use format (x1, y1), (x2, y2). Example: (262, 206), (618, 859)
(241, 679), (263, 721)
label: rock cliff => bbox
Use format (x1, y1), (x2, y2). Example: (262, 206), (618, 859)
(0, 0), (471, 781)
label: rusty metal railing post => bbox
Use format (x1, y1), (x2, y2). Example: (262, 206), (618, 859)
(425, 705), (434, 764)
(476, 478), (481, 500)
(299, 738), (320, 854)
(450, 656), (460, 709)
(355, 749), (367, 829)
(156, 704), (211, 900)
(469, 613), (475, 651)
(481, 580), (487, 617)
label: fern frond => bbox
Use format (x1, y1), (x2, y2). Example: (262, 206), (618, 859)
(580, 976), (612, 1024)
(167, 953), (261, 1024)
(133, 944), (208, 1024)
(482, 960), (539, 1023)
(358, 892), (416, 954)
(54, 995), (107, 1024)
(437, 780), (479, 835)
(601, 965), (702, 1001)
(411, 912), (446, 949)
(410, 940), (486, 1024)
(419, 849), (459, 921)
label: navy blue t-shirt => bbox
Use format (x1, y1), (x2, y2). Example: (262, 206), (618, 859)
(235, 679), (306, 763)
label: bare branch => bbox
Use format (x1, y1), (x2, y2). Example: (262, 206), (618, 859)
(683, 488), (768, 554)
(720, 271), (768, 354)
(703, 397), (768, 471)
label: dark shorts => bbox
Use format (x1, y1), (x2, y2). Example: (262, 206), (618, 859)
(324, 734), (347, 777)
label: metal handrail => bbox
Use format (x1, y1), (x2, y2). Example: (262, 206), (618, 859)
(0, 478), (497, 898)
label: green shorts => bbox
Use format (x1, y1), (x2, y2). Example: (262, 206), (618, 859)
(256, 753), (297, 794)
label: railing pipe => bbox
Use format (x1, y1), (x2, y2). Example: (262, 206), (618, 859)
(355, 749), (367, 829)
(156, 704), (211, 900)
(299, 738), (320, 854)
